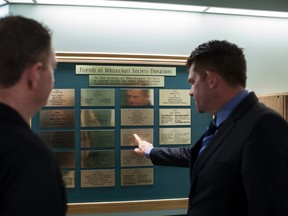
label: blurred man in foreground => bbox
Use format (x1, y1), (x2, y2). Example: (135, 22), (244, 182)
(0, 16), (67, 215)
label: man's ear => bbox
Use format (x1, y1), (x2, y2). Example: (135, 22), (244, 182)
(206, 70), (219, 89)
(25, 62), (43, 90)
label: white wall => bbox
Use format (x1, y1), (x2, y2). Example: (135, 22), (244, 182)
(0, 4), (9, 17)
(7, 4), (288, 95)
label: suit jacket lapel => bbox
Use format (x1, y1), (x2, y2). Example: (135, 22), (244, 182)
(190, 120), (235, 185)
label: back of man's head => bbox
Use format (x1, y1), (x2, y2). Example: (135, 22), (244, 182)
(0, 16), (52, 88)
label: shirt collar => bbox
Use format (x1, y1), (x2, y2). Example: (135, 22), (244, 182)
(215, 90), (249, 127)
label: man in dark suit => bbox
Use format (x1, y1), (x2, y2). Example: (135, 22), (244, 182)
(134, 40), (288, 216)
(0, 16), (67, 215)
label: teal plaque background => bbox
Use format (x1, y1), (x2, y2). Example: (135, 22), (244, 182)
(31, 62), (211, 203)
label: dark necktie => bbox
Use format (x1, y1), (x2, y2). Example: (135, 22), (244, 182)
(198, 119), (219, 156)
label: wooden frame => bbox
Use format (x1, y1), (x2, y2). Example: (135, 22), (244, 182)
(55, 52), (189, 214)
(258, 92), (288, 121)
(56, 52), (187, 66)
(67, 198), (188, 214)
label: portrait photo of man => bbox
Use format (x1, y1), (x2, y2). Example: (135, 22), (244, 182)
(121, 89), (154, 107)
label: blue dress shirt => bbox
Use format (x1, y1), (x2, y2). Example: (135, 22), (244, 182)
(215, 90), (249, 127)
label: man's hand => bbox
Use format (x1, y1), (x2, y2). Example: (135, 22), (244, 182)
(133, 134), (154, 156)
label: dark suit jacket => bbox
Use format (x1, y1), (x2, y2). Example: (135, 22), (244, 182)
(0, 103), (67, 215)
(150, 92), (288, 216)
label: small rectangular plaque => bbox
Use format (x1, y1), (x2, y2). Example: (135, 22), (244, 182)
(81, 130), (115, 148)
(46, 89), (75, 107)
(121, 89), (154, 106)
(121, 128), (153, 146)
(54, 152), (75, 169)
(39, 131), (74, 148)
(121, 109), (154, 126)
(159, 89), (190, 106)
(89, 75), (164, 87)
(121, 150), (153, 167)
(121, 168), (153, 186)
(81, 150), (115, 168)
(81, 109), (115, 127)
(81, 89), (115, 107)
(39, 109), (75, 128)
(159, 127), (191, 145)
(62, 170), (75, 188)
(159, 109), (191, 126)
(81, 169), (115, 188)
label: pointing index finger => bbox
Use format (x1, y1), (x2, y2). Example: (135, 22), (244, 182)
(133, 134), (142, 142)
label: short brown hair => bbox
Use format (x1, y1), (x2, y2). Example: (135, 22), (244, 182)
(0, 16), (52, 87)
(186, 40), (247, 87)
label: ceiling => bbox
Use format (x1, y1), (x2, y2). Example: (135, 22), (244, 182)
(2, 0), (288, 15)
(115, 0), (288, 12)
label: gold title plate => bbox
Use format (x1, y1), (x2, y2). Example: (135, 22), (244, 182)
(121, 168), (154, 186)
(76, 65), (176, 76)
(81, 150), (115, 168)
(121, 150), (153, 167)
(81, 89), (115, 107)
(40, 109), (75, 128)
(81, 130), (115, 148)
(81, 109), (115, 127)
(121, 109), (154, 126)
(159, 127), (191, 145)
(159, 89), (190, 106)
(89, 75), (164, 87)
(81, 169), (115, 188)
(46, 89), (75, 107)
(121, 128), (153, 146)
(159, 109), (191, 126)
(40, 131), (75, 148)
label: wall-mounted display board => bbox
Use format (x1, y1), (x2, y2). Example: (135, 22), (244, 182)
(31, 53), (211, 214)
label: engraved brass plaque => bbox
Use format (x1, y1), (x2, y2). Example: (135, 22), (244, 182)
(81, 169), (115, 188)
(81, 130), (115, 148)
(81, 109), (115, 127)
(159, 109), (191, 126)
(81, 150), (115, 168)
(121, 168), (153, 186)
(62, 170), (75, 188)
(39, 109), (75, 128)
(121, 150), (153, 167)
(54, 152), (75, 168)
(76, 65), (176, 76)
(121, 89), (154, 106)
(159, 127), (191, 145)
(46, 89), (75, 107)
(159, 89), (190, 106)
(121, 109), (154, 126)
(40, 131), (74, 148)
(89, 75), (164, 87)
(121, 128), (153, 146)
(81, 89), (115, 107)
